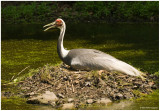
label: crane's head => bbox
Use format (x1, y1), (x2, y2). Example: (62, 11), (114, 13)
(43, 18), (64, 31)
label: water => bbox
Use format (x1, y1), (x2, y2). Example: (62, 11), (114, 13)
(1, 23), (159, 110)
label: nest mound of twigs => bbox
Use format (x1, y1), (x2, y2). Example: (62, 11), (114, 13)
(3, 63), (158, 109)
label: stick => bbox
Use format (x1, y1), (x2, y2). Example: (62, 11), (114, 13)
(99, 78), (106, 85)
(10, 66), (30, 81)
(2, 80), (25, 86)
(71, 79), (75, 93)
(10, 76), (15, 82)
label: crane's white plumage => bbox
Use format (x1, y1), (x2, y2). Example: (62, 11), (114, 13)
(43, 18), (143, 78)
(59, 20), (69, 58)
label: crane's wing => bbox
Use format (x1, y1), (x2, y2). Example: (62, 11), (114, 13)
(70, 49), (141, 76)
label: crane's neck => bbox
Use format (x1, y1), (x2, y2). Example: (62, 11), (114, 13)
(57, 22), (69, 61)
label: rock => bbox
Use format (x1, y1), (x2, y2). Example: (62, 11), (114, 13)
(75, 74), (81, 78)
(133, 85), (138, 89)
(56, 83), (62, 90)
(62, 103), (74, 109)
(97, 98), (112, 105)
(25, 92), (35, 97)
(68, 98), (74, 103)
(50, 101), (56, 107)
(27, 91), (58, 104)
(148, 81), (154, 86)
(115, 93), (123, 99)
(73, 80), (79, 85)
(57, 93), (65, 98)
(63, 76), (68, 81)
(151, 84), (158, 89)
(85, 82), (91, 87)
(87, 99), (94, 104)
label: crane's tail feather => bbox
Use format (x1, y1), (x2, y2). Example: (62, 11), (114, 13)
(113, 60), (143, 77)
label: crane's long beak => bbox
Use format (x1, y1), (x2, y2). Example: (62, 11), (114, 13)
(43, 22), (56, 31)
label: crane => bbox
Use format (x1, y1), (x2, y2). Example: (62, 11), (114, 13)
(43, 18), (144, 78)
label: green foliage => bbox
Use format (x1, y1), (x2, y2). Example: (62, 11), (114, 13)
(74, 2), (108, 19)
(153, 71), (159, 77)
(39, 64), (52, 82)
(1, 1), (159, 23)
(2, 6), (18, 23)
(132, 89), (146, 97)
(2, 2), (51, 23)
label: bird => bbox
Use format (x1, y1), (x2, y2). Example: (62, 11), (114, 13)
(43, 18), (144, 78)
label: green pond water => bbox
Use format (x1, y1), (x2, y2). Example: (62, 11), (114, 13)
(1, 23), (159, 110)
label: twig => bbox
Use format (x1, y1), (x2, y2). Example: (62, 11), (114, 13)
(2, 82), (15, 86)
(10, 66), (30, 81)
(71, 79), (75, 93)
(65, 81), (68, 93)
(2, 80), (25, 86)
(99, 78), (106, 85)
(17, 66), (30, 76)
(36, 85), (52, 93)
(10, 75), (15, 82)
(67, 81), (70, 86)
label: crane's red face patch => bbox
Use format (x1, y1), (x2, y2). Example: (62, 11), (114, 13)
(56, 19), (61, 22)
(55, 19), (62, 26)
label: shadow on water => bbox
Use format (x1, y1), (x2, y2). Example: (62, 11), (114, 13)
(1, 23), (159, 110)
(1, 24), (58, 40)
(2, 23), (159, 41)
